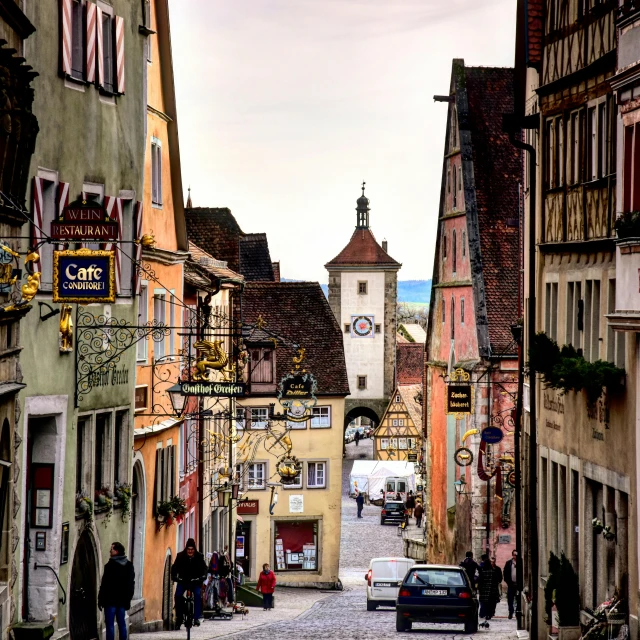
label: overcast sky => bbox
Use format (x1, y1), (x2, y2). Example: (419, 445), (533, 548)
(168, 0), (517, 283)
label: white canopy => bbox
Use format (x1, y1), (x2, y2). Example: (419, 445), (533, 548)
(349, 460), (416, 496)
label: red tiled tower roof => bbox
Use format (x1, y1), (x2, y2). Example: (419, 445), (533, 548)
(325, 227), (401, 269)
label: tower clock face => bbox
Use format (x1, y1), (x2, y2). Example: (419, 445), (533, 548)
(351, 315), (374, 337)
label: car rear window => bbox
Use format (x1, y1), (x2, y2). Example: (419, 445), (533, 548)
(372, 562), (395, 579)
(384, 502), (403, 510)
(405, 569), (466, 587)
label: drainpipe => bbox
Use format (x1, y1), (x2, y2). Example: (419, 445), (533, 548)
(507, 124), (538, 640)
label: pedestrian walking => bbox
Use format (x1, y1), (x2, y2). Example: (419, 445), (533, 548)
(405, 490), (416, 518)
(256, 563), (276, 610)
(459, 551), (479, 590)
(503, 549), (522, 620)
(414, 500), (424, 527)
(356, 491), (365, 518)
(478, 554), (502, 621)
(354, 430), (361, 446)
(171, 538), (208, 629)
(98, 542), (135, 640)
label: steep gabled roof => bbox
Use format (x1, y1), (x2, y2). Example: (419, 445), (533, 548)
(239, 233), (275, 282)
(398, 384), (423, 432)
(325, 228), (401, 269)
(242, 282), (350, 396)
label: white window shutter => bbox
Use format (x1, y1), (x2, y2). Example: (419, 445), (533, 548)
(31, 177), (44, 271)
(60, 0), (73, 76)
(115, 15), (125, 94)
(86, 3), (97, 83)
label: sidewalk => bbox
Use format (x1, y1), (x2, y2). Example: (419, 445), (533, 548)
(130, 587), (333, 640)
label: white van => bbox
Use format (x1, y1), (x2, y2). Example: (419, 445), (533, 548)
(365, 557), (414, 610)
(384, 477), (408, 503)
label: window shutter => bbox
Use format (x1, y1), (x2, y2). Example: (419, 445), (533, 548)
(134, 201), (143, 294)
(155, 448), (162, 512)
(60, 0), (73, 76)
(31, 177), (44, 271)
(162, 447), (169, 502)
(95, 5), (104, 87)
(102, 197), (122, 293)
(169, 445), (176, 498)
(114, 15), (125, 94)
(86, 3), (97, 83)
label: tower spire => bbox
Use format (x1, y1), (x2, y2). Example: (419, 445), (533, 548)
(356, 181), (370, 229)
(186, 186), (192, 208)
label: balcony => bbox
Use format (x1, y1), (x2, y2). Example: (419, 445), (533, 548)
(607, 238), (640, 331)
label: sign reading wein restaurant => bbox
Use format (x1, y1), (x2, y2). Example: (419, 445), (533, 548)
(53, 249), (115, 303)
(180, 380), (246, 397)
(51, 199), (118, 240)
(446, 385), (473, 414)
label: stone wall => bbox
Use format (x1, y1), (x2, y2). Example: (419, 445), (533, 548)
(383, 271), (398, 398)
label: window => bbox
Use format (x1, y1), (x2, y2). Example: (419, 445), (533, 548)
(273, 520), (318, 571)
(287, 419), (307, 430)
(461, 298), (465, 324)
(381, 438), (389, 450)
(307, 462), (326, 488)
(71, 0), (84, 80)
(151, 139), (163, 206)
(250, 407), (268, 430)
(94, 413), (110, 494)
(135, 386), (148, 411)
(235, 463), (244, 491)
(399, 438), (408, 450)
(623, 123), (640, 212)
(114, 411), (128, 486)
(180, 419), (197, 477)
(398, 419), (404, 426)
(598, 102), (607, 178)
(235, 407), (246, 432)
(607, 279), (625, 368)
(248, 463), (266, 489)
(450, 298), (455, 340)
(155, 445), (176, 507)
(442, 297), (446, 324)
(251, 349), (274, 384)
(283, 467), (302, 488)
(584, 279), (601, 362)
(102, 12), (115, 93)
(452, 166), (457, 210)
(451, 107), (457, 148)
(443, 232), (447, 258)
(392, 419), (398, 427)
(544, 282), (559, 342)
(447, 167), (451, 193)
(344, 324), (350, 333)
(311, 406), (330, 428)
(395, 394), (401, 403)
(545, 116), (564, 188)
(357, 376), (367, 390)
(566, 282), (583, 349)
(75, 417), (90, 495)
(358, 281), (368, 295)
(168, 292), (175, 356)
(462, 231), (466, 257)
(375, 324), (381, 334)
(452, 230), (457, 273)
(153, 292), (166, 359)
(137, 284), (148, 361)
(587, 106), (605, 181)
(407, 437), (417, 450)
(570, 111), (581, 185)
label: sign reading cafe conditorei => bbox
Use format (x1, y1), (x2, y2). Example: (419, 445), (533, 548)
(446, 385), (472, 414)
(53, 249), (115, 303)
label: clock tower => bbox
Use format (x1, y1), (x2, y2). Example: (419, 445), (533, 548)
(325, 184), (401, 425)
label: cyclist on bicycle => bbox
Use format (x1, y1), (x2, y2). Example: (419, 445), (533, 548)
(171, 538), (208, 629)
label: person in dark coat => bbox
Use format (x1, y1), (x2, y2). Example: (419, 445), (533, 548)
(356, 492), (365, 518)
(414, 501), (424, 527)
(478, 554), (502, 620)
(171, 538), (208, 628)
(459, 551), (479, 590)
(405, 491), (416, 519)
(354, 429), (361, 446)
(256, 563), (277, 610)
(98, 542), (135, 640)
(503, 549), (522, 620)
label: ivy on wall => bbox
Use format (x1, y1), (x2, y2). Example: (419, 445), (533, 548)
(527, 332), (625, 404)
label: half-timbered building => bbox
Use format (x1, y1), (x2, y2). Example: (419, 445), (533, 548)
(374, 385), (422, 462)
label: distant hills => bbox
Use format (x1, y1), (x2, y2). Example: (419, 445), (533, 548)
(287, 280), (431, 305)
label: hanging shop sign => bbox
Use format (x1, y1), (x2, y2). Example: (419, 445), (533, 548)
(454, 447), (474, 466)
(446, 384), (473, 414)
(481, 426), (504, 444)
(53, 249), (115, 303)
(180, 380), (246, 397)
(237, 500), (259, 515)
(277, 347), (318, 422)
(407, 453), (418, 462)
(51, 199), (118, 240)
(0, 244), (19, 293)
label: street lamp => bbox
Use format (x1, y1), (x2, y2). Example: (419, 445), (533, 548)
(454, 477), (468, 496)
(217, 486), (231, 508)
(167, 383), (187, 417)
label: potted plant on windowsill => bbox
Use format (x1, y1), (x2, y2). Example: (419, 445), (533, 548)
(115, 482), (132, 522)
(614, 211), (640, 241)
(545, 552), (581, 640)
(592, 518), (604, 535)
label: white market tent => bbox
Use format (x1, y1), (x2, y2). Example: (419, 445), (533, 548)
(349, 460), (416, 497)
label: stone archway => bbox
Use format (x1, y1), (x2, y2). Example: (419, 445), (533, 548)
(129, 460), (146, 600)
(344, 406), (380, 431)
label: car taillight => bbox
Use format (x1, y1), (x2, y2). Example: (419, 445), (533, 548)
(459, 590), (472, 599)
(398, 588), (411, 597)
(367, 570), (372, 586)
(381, 510), (386, 515)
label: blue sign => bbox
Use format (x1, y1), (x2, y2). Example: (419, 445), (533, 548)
(481, 426), (504, 444)
(53, 249), (115, 303)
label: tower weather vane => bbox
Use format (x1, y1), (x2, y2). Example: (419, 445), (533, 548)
(361, 180), (366, 195)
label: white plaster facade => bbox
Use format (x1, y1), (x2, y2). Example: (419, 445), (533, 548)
(340, 270), (386, 399)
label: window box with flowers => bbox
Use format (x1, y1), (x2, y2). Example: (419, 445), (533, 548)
(156, 496), (187, 528)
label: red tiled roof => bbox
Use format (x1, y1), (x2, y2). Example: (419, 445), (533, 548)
(242, 282), (350, 396)
(527, 0), (543, 66)
(325, 228), (401, 269)
(465, 66), (521, 353)
(239, 233), (275, 282)
(397, 342), (424, 385)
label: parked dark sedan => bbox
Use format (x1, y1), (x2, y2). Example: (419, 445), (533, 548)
(396, 564), (478, 633)
(380, 500), (407, 525)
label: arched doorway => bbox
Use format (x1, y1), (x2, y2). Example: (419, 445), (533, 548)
(69, 529), (98, 640)
(161, 553), (172, 629)
(343, 407), (381, 460)
(129, 461), (145, 600)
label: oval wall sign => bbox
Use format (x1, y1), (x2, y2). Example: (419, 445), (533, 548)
(481, 426), (504, 444)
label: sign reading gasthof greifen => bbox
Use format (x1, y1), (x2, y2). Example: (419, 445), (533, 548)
(53, 249), (115, 303)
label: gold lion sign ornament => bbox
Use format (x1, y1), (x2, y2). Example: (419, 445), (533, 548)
(277, 347), (318, 422)
(1, 249), (41, 312)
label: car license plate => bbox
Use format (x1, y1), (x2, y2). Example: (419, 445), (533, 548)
(374, 582), (393, 587)
(423, 589), (448, 596)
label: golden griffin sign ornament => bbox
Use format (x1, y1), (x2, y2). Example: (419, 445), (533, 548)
(193, 339), (235, 381)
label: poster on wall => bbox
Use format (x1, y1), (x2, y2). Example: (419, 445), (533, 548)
(236, 536), (245, 558)
(289, 495), (304, 513)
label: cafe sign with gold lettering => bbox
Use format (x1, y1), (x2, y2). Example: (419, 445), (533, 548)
(53, 248), (115, 303)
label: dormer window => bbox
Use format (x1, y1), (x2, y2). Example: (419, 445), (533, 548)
(250, 348), (274, 384)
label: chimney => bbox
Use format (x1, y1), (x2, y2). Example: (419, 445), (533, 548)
(382, 239), (388, 253)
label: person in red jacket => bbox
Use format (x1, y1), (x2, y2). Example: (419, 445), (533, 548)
(256, 562), (277, 610)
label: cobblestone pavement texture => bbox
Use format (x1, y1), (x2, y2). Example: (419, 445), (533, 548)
(132, 439), (520, 639)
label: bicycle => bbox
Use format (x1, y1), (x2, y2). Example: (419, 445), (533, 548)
(174, 578), (201, 638)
